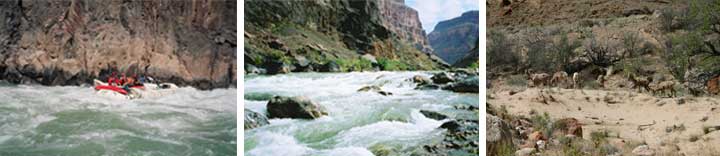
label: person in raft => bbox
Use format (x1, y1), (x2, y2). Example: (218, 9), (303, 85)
(107, 72), (118, 86)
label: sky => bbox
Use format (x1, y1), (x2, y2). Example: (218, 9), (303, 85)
(406, 0), (479, 33)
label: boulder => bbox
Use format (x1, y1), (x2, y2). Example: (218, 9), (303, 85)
(244, 109), (269, 129)
(357, 85), (382, 92)
(515, 148), (536, 156)
(267, 96), (328, 119)
(431, 72), (455, 84)
(632, 145), (655, 156)
(245, 64), (265, 74)
(420, 110), (449, 120)
(446, 75), (479, 93)
(292, 55), (314, 72)
(320, 61), (341, 72)
(412, 75), (432, 85)
(487, 115), (514, 155)
(264, 60), (291, 75)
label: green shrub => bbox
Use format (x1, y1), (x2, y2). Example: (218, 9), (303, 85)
(336, 58), (373, 72)
(377, 58), (409, 71)
(551, 31), (581, 71)
(488, 29), (519, 71)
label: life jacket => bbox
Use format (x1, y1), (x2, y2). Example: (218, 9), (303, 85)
(108, 77), (116, 85)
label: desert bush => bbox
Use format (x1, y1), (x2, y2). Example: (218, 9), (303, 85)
(531, 112), (553, 135)
(488, 29), (519, 71)
(525, 28), (554, 72)
(663, 33), (702, 81)
(583, 36), (620, 68)
(622, 31), (643, 58)
(551, 31), (582, 71)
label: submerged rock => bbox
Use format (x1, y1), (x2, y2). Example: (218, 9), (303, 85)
(267, 96), (328, 119)
(420, 110), (449, 120)
(244, 109), (269, 130)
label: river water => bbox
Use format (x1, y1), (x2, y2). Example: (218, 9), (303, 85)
(0, 83), (237, 155)
(244, 72), (479, 156)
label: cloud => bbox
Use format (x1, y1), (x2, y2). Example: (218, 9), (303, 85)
(406, 0), (478, 33)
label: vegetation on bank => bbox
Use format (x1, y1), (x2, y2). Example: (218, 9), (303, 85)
(245, 16), (449, 74)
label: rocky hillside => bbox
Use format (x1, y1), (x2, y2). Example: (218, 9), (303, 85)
(428, 10), (479, 65)
(0, 0), (236, 90)
(244, 0), (447, 74)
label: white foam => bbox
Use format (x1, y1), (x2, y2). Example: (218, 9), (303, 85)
(247, 132), (312, 156)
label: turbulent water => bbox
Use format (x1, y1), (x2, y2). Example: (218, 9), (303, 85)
(244, 72), (479, 156)
(0, 83), (237, 155)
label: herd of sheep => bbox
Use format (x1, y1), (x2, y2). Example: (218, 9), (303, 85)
(525, 70), (678, 97)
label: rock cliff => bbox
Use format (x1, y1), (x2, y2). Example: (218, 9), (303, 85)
(0, 0), (236, 90)
(428, 11), (479, 65)
(244, 0), (446, 74)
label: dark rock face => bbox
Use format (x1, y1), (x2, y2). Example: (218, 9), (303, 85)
(319, 61), (341, 72)
(427, 11), (479, 64)
(0, 0), (237, 90)
(244, 0), (446, 74)
(244, 109), (270, 130)
(267, 96), (328, 119)
(452, 44), (478, 68)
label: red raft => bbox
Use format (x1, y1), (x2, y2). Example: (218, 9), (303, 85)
(93, 79), (145, 95)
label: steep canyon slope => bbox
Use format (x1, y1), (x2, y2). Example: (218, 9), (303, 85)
(244, 0), (447, 74)
(0, 0), (237, 89)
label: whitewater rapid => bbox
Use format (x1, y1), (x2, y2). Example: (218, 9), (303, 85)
(244, 72), (479, 156)
(0, 83), (236, 155)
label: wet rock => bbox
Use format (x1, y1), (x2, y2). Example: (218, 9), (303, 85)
(320, 61), (341, 72)
(415, 84), (441, 90)
(245, 64), (266, 74)
(244, 109), (269, 130)
(431, 72), (455, 84)
(632, 145), (655, 156)
(264, 60), (291, 75)
(267, 96), (328, 119)
(412, 75), (432, 85)
(357, 85), (382, 92)
(292, 55), (314, 72)
(446, 75), (479, 93)
(420, 110), (449, 120)
(377, 91), (393, 96)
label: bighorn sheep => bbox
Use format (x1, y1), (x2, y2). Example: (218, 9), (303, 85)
(550, 71), (569, 88)
(527, 71), (551, 88)
(572, 72), (581, 89)
(651, 81), (677, 97)
(628, 74), (652, 92)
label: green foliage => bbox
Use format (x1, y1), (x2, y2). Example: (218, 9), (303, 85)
(526, 29), (554, 72)
(377, 58), (409, 71)
(336, 58), (373, 72)
(495, 141), (516, 156)
(467, 62), (479, 70)
(664, 33), (703, 81)
(590, 130), (609, 146)
(551, 31), (581, 71)
(531, 112), (553, 134)
(488, 29), (519, 71)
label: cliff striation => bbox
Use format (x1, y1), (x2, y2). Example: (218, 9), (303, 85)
(0, 0), (236, 89)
